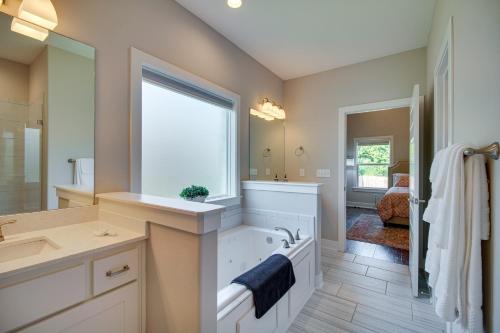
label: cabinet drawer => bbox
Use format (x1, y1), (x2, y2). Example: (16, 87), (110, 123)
(93, 248), (138, 296)
(0, 265), (86, 333)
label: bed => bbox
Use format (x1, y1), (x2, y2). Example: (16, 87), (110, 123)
(376, 161), (410, 226)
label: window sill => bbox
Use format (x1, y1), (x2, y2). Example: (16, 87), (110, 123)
(205, 195), (241, 207)
(352, 187), (387, 194)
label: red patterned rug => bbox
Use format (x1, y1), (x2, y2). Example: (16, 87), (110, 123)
(347, 214), (409, 250)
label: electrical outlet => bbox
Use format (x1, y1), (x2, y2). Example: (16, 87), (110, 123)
(265, 168), (271, 176)
(316, 169), (331, 178)
(299, 168), (305, 177)
(250, 168), (258, 176)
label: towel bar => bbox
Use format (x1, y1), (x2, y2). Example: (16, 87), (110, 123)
(463, 142), (499, 160)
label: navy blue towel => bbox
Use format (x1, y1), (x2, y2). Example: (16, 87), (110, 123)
(232, 254), (295, 319)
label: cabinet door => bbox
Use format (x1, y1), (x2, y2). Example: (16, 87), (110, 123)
(21, 282), (139, 333)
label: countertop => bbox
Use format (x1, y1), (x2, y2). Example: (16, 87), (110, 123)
(0, 221), (147, 280)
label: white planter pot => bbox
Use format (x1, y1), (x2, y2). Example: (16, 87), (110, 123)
(186, 196), (207, 203)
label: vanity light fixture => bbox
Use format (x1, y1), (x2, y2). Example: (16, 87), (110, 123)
(11, 17), (49, 41)
(227, 0), (242, 9)
(250, 99), (287, 121)
(18, 0), (58, 30)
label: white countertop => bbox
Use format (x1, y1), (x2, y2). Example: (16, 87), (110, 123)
(0, 221), (146, 280)
(55, 184), (94, 196)
(96, 192), (225, 217)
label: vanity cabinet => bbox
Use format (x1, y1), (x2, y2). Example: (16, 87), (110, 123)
(20, 281), (138, 333)
(0, 242), (144, 333)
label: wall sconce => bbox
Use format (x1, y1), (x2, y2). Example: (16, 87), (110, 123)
(250, 98), (286, 121)
(10, 0), (58, 41)
(18, 0), (58, 30)
(294, 146), (305, 156)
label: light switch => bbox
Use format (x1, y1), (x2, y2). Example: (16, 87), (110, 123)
(265, 168), (271, 176)
(250, 168), (258, 176)
(316, 169), (331, 178)
(299, 168), (305, 177)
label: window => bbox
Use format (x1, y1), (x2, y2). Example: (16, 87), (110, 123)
(354, 137), (392, 189)
(131, 50), (239, 202)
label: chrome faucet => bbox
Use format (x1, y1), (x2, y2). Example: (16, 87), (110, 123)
(281, 239), (290, 248)
(0, 219), (16, 242)
(295, 228), (301, 241)
(274, 227), (295, 244)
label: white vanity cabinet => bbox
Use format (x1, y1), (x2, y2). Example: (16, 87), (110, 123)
(0, 242), (145, 333)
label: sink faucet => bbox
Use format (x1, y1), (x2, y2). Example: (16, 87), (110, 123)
(0, 219), (16, 242)
(274, 227), (295, 244)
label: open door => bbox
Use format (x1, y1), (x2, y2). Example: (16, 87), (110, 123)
(409, 84), (424, 297)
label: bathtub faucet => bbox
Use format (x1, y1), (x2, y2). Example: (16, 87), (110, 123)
(274, 227), (295, 244)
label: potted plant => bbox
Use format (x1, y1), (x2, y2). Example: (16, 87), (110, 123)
(179, 185), (209, 203)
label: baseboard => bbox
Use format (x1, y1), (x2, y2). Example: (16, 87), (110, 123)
(346, 201), (376, 209)
(321, 238), (339, 251)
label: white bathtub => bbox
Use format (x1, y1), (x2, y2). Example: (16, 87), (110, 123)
(217, 225), (315, 333)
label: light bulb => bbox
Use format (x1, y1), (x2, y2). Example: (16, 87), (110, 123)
(227, 0), (242, 9)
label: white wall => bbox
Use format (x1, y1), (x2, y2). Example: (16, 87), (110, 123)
(283, 48), (426, 240)
(0, 0), (283, 195)
(46, 46), (95, 209)
(426, 0), (500, 330)
(346, 107), (410, 207)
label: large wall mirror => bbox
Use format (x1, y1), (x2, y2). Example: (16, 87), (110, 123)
(0, 11), (95, 215)
(249, 114), (285, 181)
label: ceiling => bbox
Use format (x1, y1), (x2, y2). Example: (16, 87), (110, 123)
(175, 0), (436, 80)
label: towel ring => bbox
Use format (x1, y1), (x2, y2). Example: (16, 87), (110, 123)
(294, 146), (305, 156)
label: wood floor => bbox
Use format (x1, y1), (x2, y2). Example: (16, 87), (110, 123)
(287, 248), (445, 333)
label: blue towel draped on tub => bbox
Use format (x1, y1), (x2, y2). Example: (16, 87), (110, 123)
(232, 254), (296, 319)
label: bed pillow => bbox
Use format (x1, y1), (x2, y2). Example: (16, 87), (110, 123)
(394, 174), (409, 187)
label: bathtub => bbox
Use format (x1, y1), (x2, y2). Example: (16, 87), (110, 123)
(217, 225), (315, 333)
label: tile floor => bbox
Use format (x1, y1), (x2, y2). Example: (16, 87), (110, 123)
(346, 207), (409, 265)
(287, 248), (445, 333)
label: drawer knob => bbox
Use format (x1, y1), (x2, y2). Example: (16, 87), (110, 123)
(106, 264), (130, 278)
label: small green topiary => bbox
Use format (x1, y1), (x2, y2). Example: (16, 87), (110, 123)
(179, 185), (209, 200)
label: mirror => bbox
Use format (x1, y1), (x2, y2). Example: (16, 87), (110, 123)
(249, 115), (285, 180)
(0, 11), (95, 215)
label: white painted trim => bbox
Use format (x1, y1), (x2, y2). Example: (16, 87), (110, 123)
(241, 180), (322, 194)
(321, 238), (339, 251)
(338, 98), (411, 252)
(433, 17), (454, 153)
(129, 47), (241, 198)
(346, 201), (376, 209)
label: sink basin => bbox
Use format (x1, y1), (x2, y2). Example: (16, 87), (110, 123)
(0, 237), (60, 263)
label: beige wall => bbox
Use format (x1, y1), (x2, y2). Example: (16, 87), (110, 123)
(346, 107), (410, 207)
(426, 0), (500, 330)
(1, 0), (283, 194)
(284, 48), (426, 241)
(0, 58), (29, 102)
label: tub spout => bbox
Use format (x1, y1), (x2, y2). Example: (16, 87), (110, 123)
(275, 227), (295, 244)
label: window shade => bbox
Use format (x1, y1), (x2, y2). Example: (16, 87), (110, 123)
(142, 68), (234, 110)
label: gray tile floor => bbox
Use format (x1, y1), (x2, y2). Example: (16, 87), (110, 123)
(287, 248), (445, 333)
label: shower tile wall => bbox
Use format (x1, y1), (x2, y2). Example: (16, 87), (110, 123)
(0, 58), (42, 215)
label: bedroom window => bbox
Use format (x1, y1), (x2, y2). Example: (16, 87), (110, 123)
(354, 137), (392, 189)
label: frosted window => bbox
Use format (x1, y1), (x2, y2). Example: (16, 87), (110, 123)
(141, 80), (230, 199)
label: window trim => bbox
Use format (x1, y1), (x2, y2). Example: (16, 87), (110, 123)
(130, 47), (240, 203)
(353, 136), (393, 190)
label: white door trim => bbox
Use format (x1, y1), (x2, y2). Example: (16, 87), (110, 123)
(433, 17), (454, 153)
(337, 98), (411, 252)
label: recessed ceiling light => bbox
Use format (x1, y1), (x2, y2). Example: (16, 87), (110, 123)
(227, 0), (242, 9)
